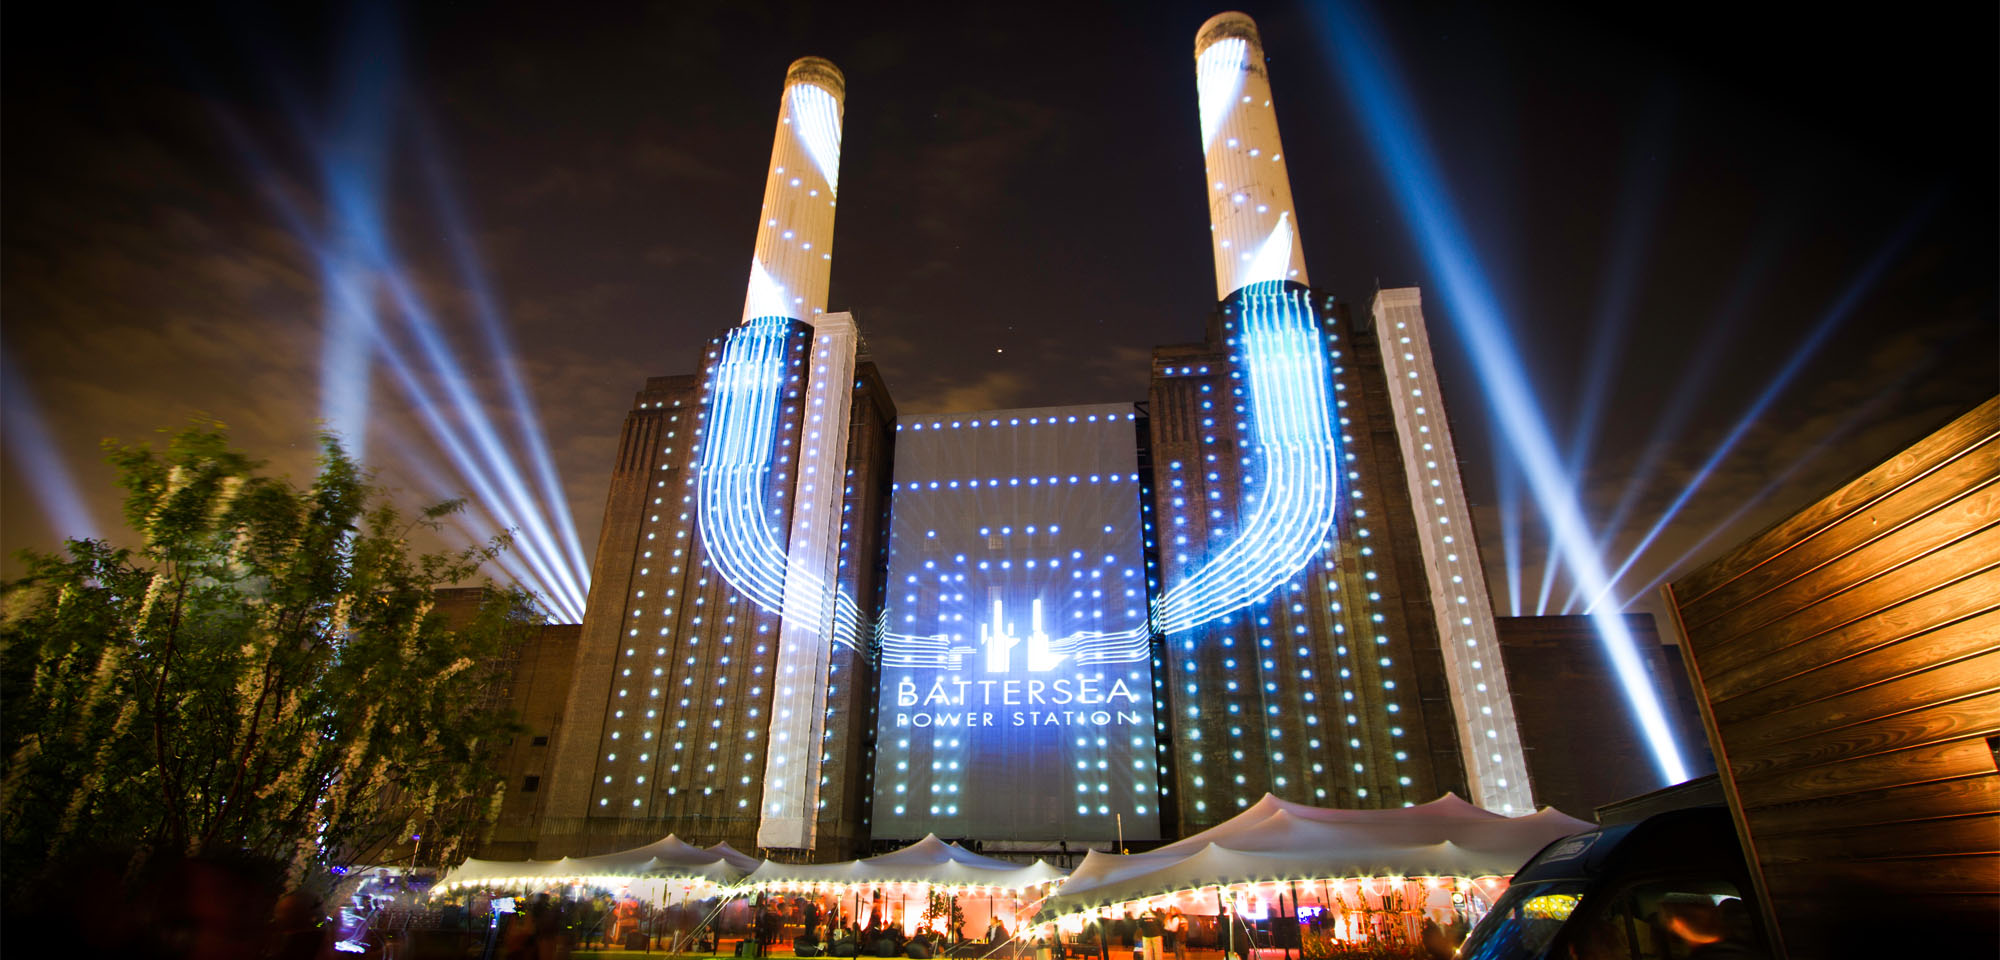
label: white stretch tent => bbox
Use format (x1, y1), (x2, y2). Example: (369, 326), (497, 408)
(742, 834), (1069, 939)
(708, 841), (764, 874)
(436, 833), (744, 895)
(1035, 793), (1591, 923)
(742, 834), (1067, 892)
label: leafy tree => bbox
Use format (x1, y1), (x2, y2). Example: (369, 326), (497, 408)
(0, 423), (535, 903)
(921, 888), (969, 942)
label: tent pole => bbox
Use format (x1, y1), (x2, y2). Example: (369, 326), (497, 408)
(1219, 890), (1231, 960)
(1286, 882), (1299, 960)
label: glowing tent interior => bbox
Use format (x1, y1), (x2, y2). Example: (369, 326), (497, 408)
(1030, 794), (1592, 945)
(738, 834), (1068, 938)
(435, 833), (1067, 936)
(435, 833), (744, 894)
(741, 833), (1068, 892)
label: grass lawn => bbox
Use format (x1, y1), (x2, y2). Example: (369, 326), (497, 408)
(573, 952), (731, 959)
(570, 951), (749, 959)
(568, 947), (744, 957)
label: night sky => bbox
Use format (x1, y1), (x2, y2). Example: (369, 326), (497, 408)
(5, 1), (1994, 632)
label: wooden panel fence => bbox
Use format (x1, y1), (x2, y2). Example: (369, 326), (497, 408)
(1666, 396), (1999, 958)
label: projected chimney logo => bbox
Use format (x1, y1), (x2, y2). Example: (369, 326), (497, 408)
(870, 404), (1164, 841)
(979, 597), (1067, 673)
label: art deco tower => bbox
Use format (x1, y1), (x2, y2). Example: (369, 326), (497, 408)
(541, 57), (895, 858)
(1144, 12), (1533, 825)
(1192, 11), (1309, 297)
(1373, 289), (1534, 814)
(739, 56), (844, 325)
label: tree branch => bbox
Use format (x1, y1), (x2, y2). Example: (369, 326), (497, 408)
(150, 567), (191, 853)
(201, 649), (278, 853)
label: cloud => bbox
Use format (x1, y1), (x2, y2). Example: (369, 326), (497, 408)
(0, 85), (624, 615)
(631, 135), (729, 183)
(643, 244), (698, 268)
(1484, 305), (1992, 628)
(898, 370), (1032, 415)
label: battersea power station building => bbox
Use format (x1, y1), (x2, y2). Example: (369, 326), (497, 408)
(522, 13), (1564, 861)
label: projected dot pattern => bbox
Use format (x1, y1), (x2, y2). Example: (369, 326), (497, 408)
(742, 60), (843, 326)
(1373, 289), (1533, 814)
(583, 395), (773, 819)
(758, 316), (863, 848)
(1151, 283), (1339, 636)
(591, 326), (806, 819)
(1148, 294), (1430, 823)
(573, 320), (892, 850)
(1140, 12), (1482, 825)
(568, 57), (896, 849)
(872, 404), (1164, 842)
(1194, 17), (1309, 299)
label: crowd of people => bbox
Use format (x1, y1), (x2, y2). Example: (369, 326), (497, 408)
(1060, 907), (1195, 960)
(490, 891), (729, 957)
(748, 894), (1041, 960)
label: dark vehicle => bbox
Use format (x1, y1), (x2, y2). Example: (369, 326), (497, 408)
(1457, 807), (1772, 960)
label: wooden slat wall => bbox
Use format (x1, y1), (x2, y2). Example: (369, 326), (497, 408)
(1666, 396), (2000, 959)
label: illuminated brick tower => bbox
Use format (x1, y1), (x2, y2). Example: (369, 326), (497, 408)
(532, 17), (1548, 861)
(1373, 288), (1533, 813)
(540, 57), (895, 859)
(1142, 12), (1532, 830)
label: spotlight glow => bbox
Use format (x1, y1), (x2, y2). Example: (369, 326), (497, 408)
(0, 350), (103, 543)
(218, 146), (588, 620)
(1494, 448), (1523, 617)
(1311, 0), (1688, 783)
(1581, 204), (1932, 614)
(310, 5), (399, 461)
(377, 427), (564, 618)
(1531, 539), (1561, 617)
(1626, 375), (1911, 607)
(1196, 37), (1248, 153)
(1555, 232), (1779, 615)
(369, 319), (587, 621)
(1534, 102), (1672, 613)
(375, 273), (591, 615)
(413, 118), (594, 595)
(206, 77), (590, 621)
(311, 18), (588, 619)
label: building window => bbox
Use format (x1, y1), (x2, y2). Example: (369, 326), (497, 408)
(532, 735), (549, 746)
(523, 775), (541, 792)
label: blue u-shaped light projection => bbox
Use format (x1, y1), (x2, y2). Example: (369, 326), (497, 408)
(696, 317), (795, 613)
(870, 283), (1340, 665)
(695, 316), (865, 651)
(1152, 281), (1340, 635)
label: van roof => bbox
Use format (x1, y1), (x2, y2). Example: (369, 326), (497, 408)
(1510, 806), (1739, 884)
